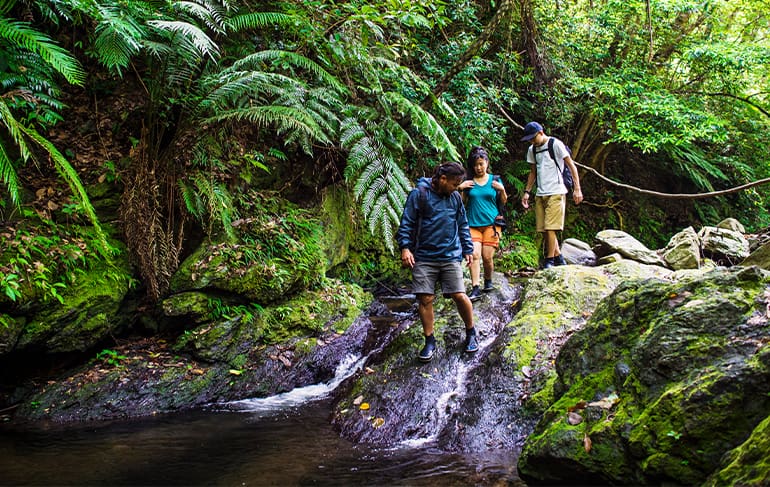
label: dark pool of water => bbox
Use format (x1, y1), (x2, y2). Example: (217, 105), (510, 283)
(0, 399), (524, 486)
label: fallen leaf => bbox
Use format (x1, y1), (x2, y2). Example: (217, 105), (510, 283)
(588, 393), (620, 410)
(371, 417), (385, 428)
(228, 369), (243, 376)
(568, 401), (587, 412)
(365, 367), (375, 375)
(190, 368), (204, 375)
(353, 395), (364, 406)
(359, 402), (370, 411)
(584, 434), (592, 453)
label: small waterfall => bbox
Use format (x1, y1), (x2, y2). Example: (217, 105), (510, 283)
(400, 328), (501, 448)
(223, 353), (366, 416)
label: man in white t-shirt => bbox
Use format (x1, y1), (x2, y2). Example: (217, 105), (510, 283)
(520, 121), (584, 268)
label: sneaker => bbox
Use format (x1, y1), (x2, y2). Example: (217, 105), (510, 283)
(543, 257), (555, 269)
(418, 335), (436, 362)
(554, 254), (567, 266)
(468, 286), (482, 302)
(482, 279), (494, 292)
(465, 328), (479, 353)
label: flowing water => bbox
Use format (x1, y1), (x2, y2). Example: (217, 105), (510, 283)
(0, 283), (526, 486)
(0, 347), (524, 486)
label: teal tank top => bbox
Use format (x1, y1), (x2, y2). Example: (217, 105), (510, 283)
(465, 175), (498, 227)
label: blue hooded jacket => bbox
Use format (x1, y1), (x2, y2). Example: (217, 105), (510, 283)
(396, 177), (473, 262)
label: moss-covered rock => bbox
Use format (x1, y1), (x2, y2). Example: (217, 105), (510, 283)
(519, 266), (770, 485)
(170, 193), (327, 304)
(505, 260), (673, 419)
(13, 280), (373, 422)
(706, 414), (770, 486)
(13, 253), (133, 354)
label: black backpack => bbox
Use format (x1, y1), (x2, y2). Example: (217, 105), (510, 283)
(533, 138), (574, 194)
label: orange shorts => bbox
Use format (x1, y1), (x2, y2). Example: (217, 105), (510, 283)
(470, 225), (500, 248)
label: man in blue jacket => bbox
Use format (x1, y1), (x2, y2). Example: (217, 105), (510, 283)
(397, 162), (478, 362)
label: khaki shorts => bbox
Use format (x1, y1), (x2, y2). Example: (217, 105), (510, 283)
(470, 226), (500, 247)
(535, 194), (566, 232)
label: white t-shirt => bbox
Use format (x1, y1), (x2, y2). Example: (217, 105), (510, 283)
(527, 137), (570, 196)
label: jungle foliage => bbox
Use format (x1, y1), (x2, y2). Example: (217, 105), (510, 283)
(0, 0), (768, 302)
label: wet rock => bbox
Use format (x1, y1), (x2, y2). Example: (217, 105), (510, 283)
(13, 280), (375, 422)
(331, 273), (523, 449)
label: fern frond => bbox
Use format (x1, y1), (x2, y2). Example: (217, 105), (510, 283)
(0, 17), (85, 85)
(0, 142), (20, 205)
(0, 99), (33, 162)
(666, 143), (728, 192)
(340, 116), (410, 252)
(147, 20), (219, 61)
(382, 91), (459, 161)
(173, 0), (228, 35)
(92, 7), (145, 73)
(234, 50), (348, 95)
(205, 105), (331, 147)
(227, 12), (296, 32)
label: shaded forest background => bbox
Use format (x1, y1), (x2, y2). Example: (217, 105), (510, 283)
(1, 0), (769, 305)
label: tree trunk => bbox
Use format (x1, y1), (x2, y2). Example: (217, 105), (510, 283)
(520, 0), (553, 87)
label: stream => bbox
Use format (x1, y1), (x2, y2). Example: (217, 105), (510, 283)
(0, 363), (524, 485)
(0, 276), (527, 485)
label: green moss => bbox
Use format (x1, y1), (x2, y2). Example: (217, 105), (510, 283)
(706, 414), (770, 486)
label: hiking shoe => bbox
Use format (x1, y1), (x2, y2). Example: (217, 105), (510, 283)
(554, 254), (567, 266)
(465, 328), (479, 353)
(468, 286), (482, 302)
(543, 257), (555, 269)
(482, 279), (495, 292)
(418, 335), (436, 362)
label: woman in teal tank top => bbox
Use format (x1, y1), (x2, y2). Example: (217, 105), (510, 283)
(458, 147), (508, 301)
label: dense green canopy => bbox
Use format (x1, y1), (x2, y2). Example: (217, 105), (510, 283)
(1, 0), (768, 300)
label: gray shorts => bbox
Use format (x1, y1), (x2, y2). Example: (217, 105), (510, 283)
(412, 261), (466, 296)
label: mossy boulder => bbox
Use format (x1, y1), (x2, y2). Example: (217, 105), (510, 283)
(175, 279), (371, 365)
(506, 261), (674, 418)
(11, 254), (133, 354)
(706, 414), (770, 486)
(518, 266), (770, 485)
(14, 280), (373, 422)
(169, 192), (338, 304)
